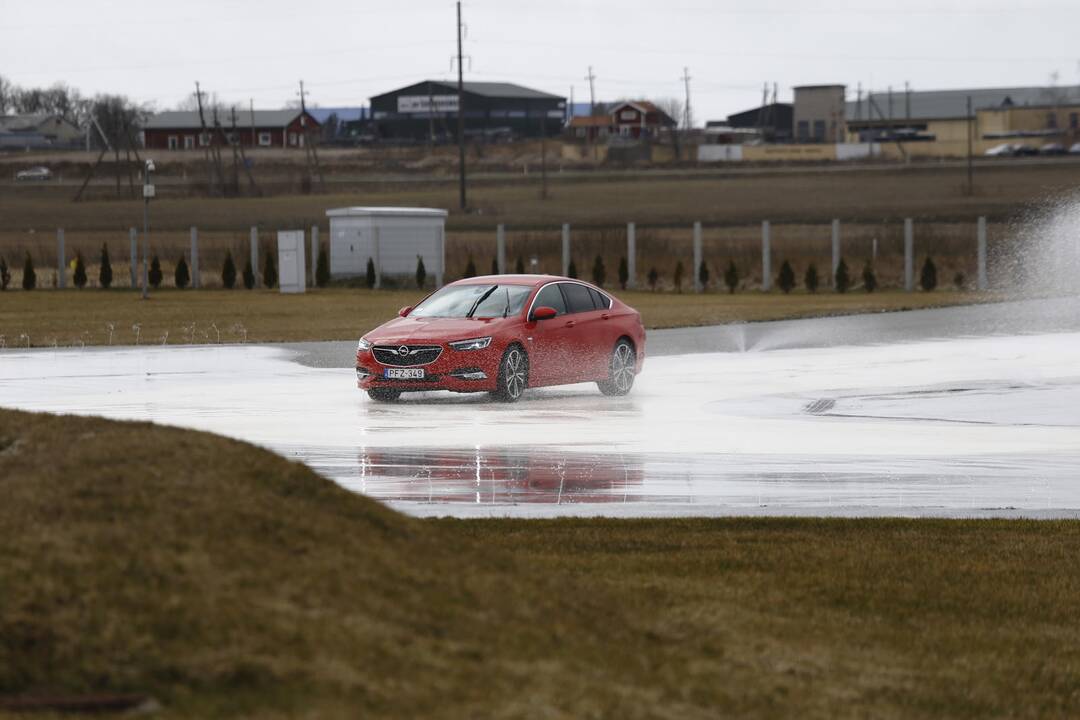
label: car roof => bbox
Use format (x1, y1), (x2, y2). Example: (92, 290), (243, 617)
(450, 274), (585, 288)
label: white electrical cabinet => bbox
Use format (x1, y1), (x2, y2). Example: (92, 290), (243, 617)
(325, 206), (447, 288)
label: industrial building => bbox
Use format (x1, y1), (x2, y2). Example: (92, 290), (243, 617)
(0, 114), (82, 150)
(142, 110), (320, 150)
(719, 102), (793, 143)
(368, 80), (565, 141)
(793, 85), (846, 143)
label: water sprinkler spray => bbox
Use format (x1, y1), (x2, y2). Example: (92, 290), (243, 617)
(132, 323), (141, 345)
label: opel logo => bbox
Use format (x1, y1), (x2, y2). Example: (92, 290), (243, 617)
(398, 345), (409, 357)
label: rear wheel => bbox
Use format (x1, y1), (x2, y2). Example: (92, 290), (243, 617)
(491, 345), (528, 403)
(598, 340), (636, 396)
(367, 388), (402, 403)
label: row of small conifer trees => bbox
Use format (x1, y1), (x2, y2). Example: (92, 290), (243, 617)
(0, 244), (334, 291)
(453, 253), (948, 292)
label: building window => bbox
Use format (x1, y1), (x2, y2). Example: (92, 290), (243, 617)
(1046, 112), (1058, 129)
(288, 132), (297, 146)
(813, 120), (826, 142)
(199, 132), (211, 146)
(796, 120), (809, 141)
(167, 136), (178, 150)
(225, 132), (238, 145)
(258, 132), (271, 146)
(183, 136), (195, 150)
(1071, 113), (1079, 130)
(620, 109), (637, 121)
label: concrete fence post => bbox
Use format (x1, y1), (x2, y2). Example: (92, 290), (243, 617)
(435, 226), (444, 288)
(976, 216), (988, 291)
(57, 228), (66, 289)
(129, 228), (138, 287)
(310, 225), (319, 286)
(692, 221), (703, 292)
(626, 222), (637, 290)
(904, 218), (914, 292)
(496, 224), (506, 274)
(190, 226), (200, 289)
(831, 218), (841, 283)
(761, 220), (772, 292)
(249, 226), (260, 287)
(561, 223), (570, 277)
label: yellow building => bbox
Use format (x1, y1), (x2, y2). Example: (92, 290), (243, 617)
(845, 85), (1080, 158)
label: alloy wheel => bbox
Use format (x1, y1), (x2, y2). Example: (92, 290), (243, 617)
(612, 343), (635, 393)
(504, 348), (527, 399)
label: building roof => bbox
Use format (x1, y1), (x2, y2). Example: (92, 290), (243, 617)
(0, 113), (77, 132)
(847, 84), (1080, 122)
(373, 81), (564, 102)
(325, 206), (448, 219)
(611, 101), (677, 126)
(144, 109), (317, 130)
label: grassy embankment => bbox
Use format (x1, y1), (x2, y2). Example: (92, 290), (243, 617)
(1, 407), (1078, 718)
(0, 288), (999, 348)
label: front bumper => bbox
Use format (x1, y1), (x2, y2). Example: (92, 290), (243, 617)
(355, 348), (500, 393)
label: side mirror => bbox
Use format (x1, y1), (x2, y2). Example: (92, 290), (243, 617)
(398, 306), (413, 317)
(531, 306), (557, 321)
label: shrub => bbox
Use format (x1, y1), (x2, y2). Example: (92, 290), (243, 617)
(415, 255), (426, 288)
(149, 255), (163, 289)
(862, 263), (878, 293)
(618, 256), (629, 290)
(73, 251), (87, 289)
(567, 259), (577, 279)
(953, 271), (965, 290)
(222, 251), (237, 289)
(920, 257), (938, 292)
(805, 264), (820, 293)
(674, 260), (684, 293)
(777, 260), (796, 294)
(515, 256), (525, 274)
(491, 257), (499, 276)
(242, 259), (255, 289)
(0, 256), (9, 290)
(365, 257), (376, 288)
(591, 254), (606, 287)
(22, 253), (35, 291)
(175, 256), (190, 289)
(647, 266), (659, 291)
(463, 255), (476, 279)
(698, 260), (710, 291)
(834, 258), (851, 294)
(263, 251), (277, 288)
(99, 244), (113, 289)
(315, 247), (330, 288)
(724, 260), (738, 294)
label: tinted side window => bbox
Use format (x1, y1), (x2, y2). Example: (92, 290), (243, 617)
(588, 287), (610, 309)
(561, 283), (596, 314)
(533, 284), (567, 316)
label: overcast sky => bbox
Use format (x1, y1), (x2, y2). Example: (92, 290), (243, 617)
(3, 0), (1078, 122)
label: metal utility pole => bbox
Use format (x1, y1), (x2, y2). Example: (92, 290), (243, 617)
(904, 81), (911, 122)
(966, 94), (974, 195)
(456, 1), (467, 210)
(681, 66), (692, 131)
(585, 66), (596, 116)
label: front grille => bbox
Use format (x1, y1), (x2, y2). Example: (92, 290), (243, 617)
(372, 344), (443, 367)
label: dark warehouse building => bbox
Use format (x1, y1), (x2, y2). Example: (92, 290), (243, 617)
(369, 80), (566, 141)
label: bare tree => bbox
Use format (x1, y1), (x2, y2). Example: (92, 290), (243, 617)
(653, 97), (684, 129)
(0, 75), (14, 115)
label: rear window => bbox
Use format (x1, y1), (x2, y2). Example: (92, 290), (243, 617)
(588, 287), (611, 309)
(561, 282), (596, 314)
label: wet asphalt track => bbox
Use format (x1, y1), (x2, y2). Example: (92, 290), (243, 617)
(2, 297), (1079, 518)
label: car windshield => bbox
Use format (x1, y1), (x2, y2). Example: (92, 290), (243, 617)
(409, 284), (532, 319)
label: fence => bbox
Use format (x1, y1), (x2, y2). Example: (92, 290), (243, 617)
(2, 217), (1000, 292)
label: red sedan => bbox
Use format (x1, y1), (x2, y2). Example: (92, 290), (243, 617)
(355, 275), (646, 402)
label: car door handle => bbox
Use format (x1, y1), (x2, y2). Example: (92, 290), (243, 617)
(601, 313), (610, 320)
(565, 320), (576, 328)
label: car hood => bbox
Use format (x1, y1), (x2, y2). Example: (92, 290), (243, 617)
(365, 315), (514, 344)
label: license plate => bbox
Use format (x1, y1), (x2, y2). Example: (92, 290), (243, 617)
(385, 368), (425, 380)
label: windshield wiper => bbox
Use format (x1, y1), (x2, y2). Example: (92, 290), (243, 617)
(502, 286), (511, 318)
(466, 285), (498, 318)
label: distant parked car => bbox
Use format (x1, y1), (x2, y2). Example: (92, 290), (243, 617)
(15, 166), (52, 182)
(1069, 143), (1080, 155)
(984, 143), (1015, 157)
(1012, 144), (1038, 157)
(1038, 143), (1066, 156)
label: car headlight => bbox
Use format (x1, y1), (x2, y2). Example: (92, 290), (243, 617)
(449, 336), (492, 351)
(357, 338), (372, 351)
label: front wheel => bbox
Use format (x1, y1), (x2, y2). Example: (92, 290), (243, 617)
(491, 345), (528, 403)
(367, 388), (402, 403)
(598, 340), (636, 396)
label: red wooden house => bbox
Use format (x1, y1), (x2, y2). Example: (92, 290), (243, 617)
(610, 101), (677, 139)
(142, 109), (320, 150)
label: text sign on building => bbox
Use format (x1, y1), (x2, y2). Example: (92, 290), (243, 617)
(397, 95), (460, 114)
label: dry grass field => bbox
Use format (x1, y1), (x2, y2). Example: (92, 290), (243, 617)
(2, 408), (1078, 718)
(0, 287), (995, 348)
